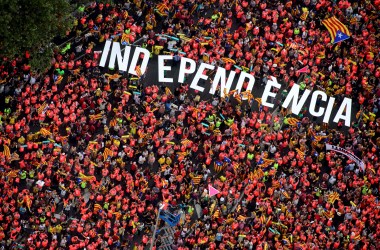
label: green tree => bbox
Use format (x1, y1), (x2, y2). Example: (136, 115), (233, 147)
(0, 0), (75, 72)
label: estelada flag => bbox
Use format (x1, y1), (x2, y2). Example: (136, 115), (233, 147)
(322, 16), (351, 43)
(121, 33), (129, 45)
(103, 148), (113, 161)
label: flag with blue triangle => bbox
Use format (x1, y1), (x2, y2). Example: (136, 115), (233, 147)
(257, 158), (264, 165)
(322, 17), (351, 43)
(334, 30), (350, 44)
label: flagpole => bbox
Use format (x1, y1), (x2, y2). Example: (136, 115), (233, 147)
(150, 205), (162, 250)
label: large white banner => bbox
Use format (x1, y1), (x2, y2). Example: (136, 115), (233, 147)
(99, 42), (353, 127)
(325, 144), (365, 172)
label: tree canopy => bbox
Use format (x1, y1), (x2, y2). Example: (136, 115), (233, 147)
(0, 0), (79, 72)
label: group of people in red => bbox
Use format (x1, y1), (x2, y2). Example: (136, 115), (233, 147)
(0, 0), (379, 249)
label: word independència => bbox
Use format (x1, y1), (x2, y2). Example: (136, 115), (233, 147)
(99, 41), (352, 127)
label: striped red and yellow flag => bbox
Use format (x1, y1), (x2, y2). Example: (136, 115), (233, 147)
(79, 173), (96, 182)
(181, 139), (192, 145)
(350, 17), (357, 25)
(295, 148), (305, 159)
(109, 119), (117, 127)
(25, 196), (32, 211)
(165, 87), (172, 96)
(7, 170), (18, 178)
(156, 3), (169, 16)
(237, 215), (248, 221)
(255, 98), (262, 108)
(258, 158), (274, 168)
(322, 16), (351, 43)
(314, 135), (327, 142)
(135, 65), (142, 77)
(113, 211), (122, 220)
(55, 75), (63, 84)
(327, 192), (340, 204)
(3, 145), (10, 159)
(121, 33), (129, 44)
(40, 128), (52, 137)
(103, 148), (113, 161)
(233, 162), (240, 172)
(177, 151), (188, 157)
(300, 9), (308, 21)
(10, 153), (20, 162)
(287, 117), (300, 126)
(191, 175), (202, 185)
(38, 102), (47, 115)
(89, 113), (103, 120)
(190, 4), (198, 14)
(214, 162), (225, 173)
(94, 204), (102, 213)
(322, 210), (334, 219)
(282, 191), (290, 199)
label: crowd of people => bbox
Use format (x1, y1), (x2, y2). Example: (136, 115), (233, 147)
(0, 0), (380, 249)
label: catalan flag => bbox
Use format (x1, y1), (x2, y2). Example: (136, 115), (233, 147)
(314, 135), (327, 142)
(94, 204), (102, 213)
(237, 215), (248, 221)
(254, 98), (262, 108)
(38, 102), (47, 115)
(233, 162), (240, 172)
(10, 153), (20, 162)
(282, 190), (290, 199)
(135, 65), (142, 77)
(103, 148), (113, 161)
(40, 128), (52, 137)
(190, 4), (198, 15)
(165, 87), (172, 96)
(121, 33), (129, 45)
(181, 139), (192, 146)
(7, 170), (18, 178)
(327, 192), (340, 204)
(89, 113), (103, 120)
(155, 3), (169, 16)
(282, 238), (291, 246)
(25, 196), (32, 212)
(191, 175), (202, 185)
(214, 161), (224, 173)
(295, 148), (305, 159)
(322, 16), (351, 44)
(350, 17), (357, 25)
(300, 8), (309, 21)
(258, 158), (274, 168)
(113, 211), (122, 220)
(78, 173), (96, 182)
(176, 151), (188, 157)
(287, 117), (300, 126)
(322, 209), (334, 219)
(55, 75), (63, 84)
(3, 145), (10, 159)
(109, 119), (117, 127)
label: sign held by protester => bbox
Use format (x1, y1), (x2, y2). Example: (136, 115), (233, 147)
(326, 144), (365, 171)
(99, 42), (353, 127)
